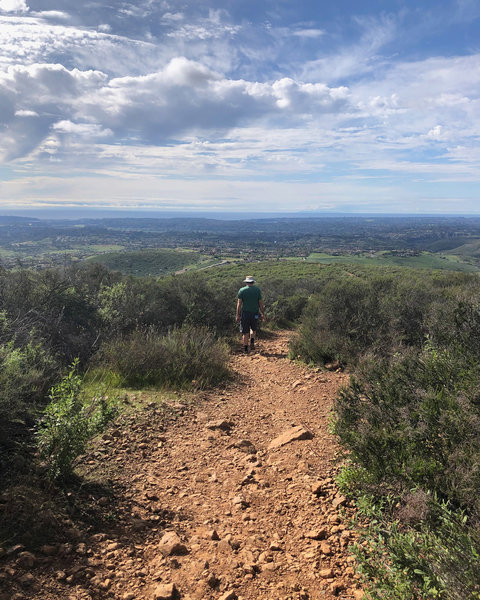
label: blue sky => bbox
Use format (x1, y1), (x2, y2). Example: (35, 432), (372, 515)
(0, 0), (479, 214)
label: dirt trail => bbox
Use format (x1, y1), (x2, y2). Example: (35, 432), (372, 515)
(3, 331), (364, 600)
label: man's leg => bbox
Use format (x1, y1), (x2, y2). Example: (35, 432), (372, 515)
(250, 328), (255, 349)
(240, 313), (250, 352)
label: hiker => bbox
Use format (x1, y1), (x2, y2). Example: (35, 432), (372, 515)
(236, 275), (266, 353)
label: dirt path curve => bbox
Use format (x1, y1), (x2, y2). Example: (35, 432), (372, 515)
(8, 331), (364, 600)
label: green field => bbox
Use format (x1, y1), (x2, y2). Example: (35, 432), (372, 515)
(285, 251), (480, 272)
(86, 248), (209, 276)
(86, 244), (126, 253)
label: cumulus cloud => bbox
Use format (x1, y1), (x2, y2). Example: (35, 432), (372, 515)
(0, 63), (107, 159)
(81, 59), (351, 143)
(0, 0), (28, 13)
(0, 53), (352, 162)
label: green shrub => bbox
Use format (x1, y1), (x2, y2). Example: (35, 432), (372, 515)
(353, 495), (480, 600)
(0, 335), (58, 462)
(290, 272), (442, 366)
(268, 293), (309, 327)
(334, 336), (480, 599)
(99, 326), (231, 389)
(37, 360), (117, 481)
(334, 345), (480, 513)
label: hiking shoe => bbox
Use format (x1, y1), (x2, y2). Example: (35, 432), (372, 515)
(244, 345), (249, 353)
(250, 338), (255, 349)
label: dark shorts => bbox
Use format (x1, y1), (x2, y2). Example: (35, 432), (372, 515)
(240, 311), (259, 334)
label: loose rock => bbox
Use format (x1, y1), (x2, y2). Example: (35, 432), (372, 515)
(152, 583), (177, 600)
(206, 420), (233, 432)
(218, 591), (238, 600)
(158, 532), (188, 557)
(268, 426), (314, 450)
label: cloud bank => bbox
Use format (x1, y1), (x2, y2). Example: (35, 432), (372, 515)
(0, 0), (479, 212)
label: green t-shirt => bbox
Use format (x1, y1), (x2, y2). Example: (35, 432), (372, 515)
(238, 285), (262, 313)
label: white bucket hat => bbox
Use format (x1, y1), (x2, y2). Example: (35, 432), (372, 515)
(243, 276), (255, 283)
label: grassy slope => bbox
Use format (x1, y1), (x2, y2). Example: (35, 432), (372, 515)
(86, 248), (206, 276)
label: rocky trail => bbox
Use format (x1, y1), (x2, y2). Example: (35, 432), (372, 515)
(2, 331), (365, 600)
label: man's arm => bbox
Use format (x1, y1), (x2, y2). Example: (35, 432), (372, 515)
(259, 299), (266, 321)
(236, 298), (242, 322)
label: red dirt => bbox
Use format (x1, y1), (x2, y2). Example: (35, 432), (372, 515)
(1, 331), (364, 600)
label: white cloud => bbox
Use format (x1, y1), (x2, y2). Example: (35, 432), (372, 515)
(32, 10), (70, 20)
(0, 63), (107, 160)
(162, 12), (184, 22)
(74, 58), (351, 144)
(0, 0), (28, 13)
(293, 28), (325, 39)
(14, 108), (38, 116)
(52, 120), (113, 137)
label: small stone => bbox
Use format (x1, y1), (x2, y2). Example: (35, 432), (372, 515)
(305, 529), (327, 540)
(76, 543), (88, 555)
(99, 579), (112, 591)
(107, 542), (120, 551)
(353, 591), (365, 600)
(206, 420), (233, 432)
(269, 542), (282, 551)
(218, 591), (238, 600)
(158, 531), (188, 556)
(19, 573), (34, 587)
(311, 481), (326, 495)
(320, 542), (332, 555)
(7, 544), (25, 556)
(217, 539), (232, 553)
(206, 572), (220, 588)
(16, 552), (36, 568)
(153, 583), (177, 600)
(40, 545), (57, 556)
(330, 582), (345, 595)
(232, 494), (249, 509)
(228, 439), (257, 454)
(319, 568), (333, 578)
(328, 514), (341, 524)
(332, 495), (347, 509)
(58, 543), (73, 555)
(123, 593), (136, 600)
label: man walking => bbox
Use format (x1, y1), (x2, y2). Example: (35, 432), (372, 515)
(236, 275), (265, 353)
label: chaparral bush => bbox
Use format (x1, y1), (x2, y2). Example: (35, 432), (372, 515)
(98, 325), (231, 389)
